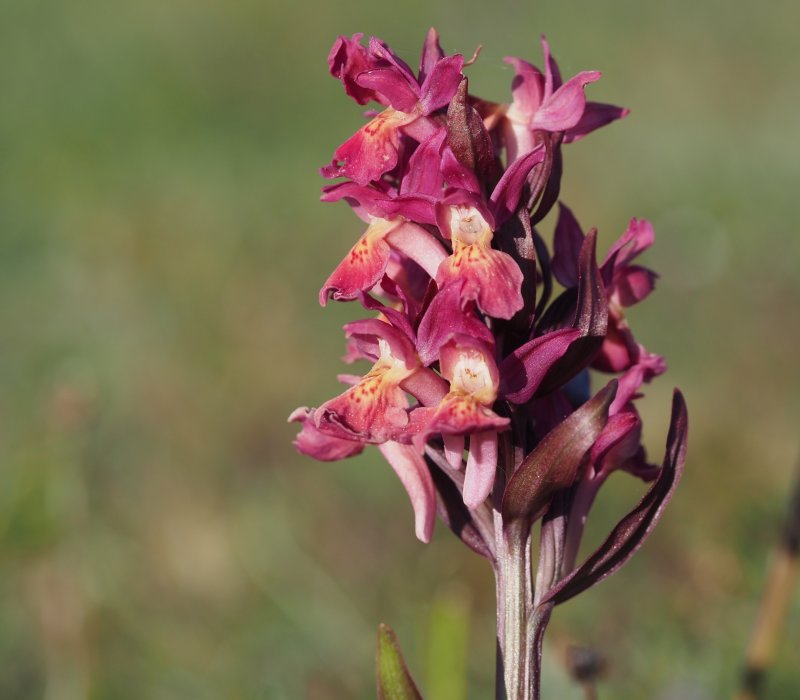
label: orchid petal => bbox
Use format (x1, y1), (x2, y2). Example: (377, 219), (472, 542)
(444, 434), (465, 469)
(378, 441), (436, 543)
(500, 328), (582, 404)
(328, 34), (385, 106)
(418, 27), (445, 83)
(504, 56), (545, 118)
(416, 282), (494, 367)
(322, 109), (415, 185)
(418, 54), (465, 114)
(614, 265), (658, 307)
(533, 71), (601, 133)
(463, 431), (499, 509)
(357, 68), (420, 113)
(564, 101), (630, 144)
(385, 221), (448, 279)
(400, 129), (447, 198)
(489, 144), (545, 225)
(320, 225), (393, 305)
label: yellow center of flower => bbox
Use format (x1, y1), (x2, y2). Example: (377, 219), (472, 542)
(448, 205), (492, 247)
(449, 348), (497, 404)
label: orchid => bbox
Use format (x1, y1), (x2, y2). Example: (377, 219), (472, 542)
(291, 28), (687, 700)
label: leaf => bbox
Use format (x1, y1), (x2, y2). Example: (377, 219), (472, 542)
(539, 389), (688, 606)
(502, 380), (617, 523)
(376, 623), (424, 700)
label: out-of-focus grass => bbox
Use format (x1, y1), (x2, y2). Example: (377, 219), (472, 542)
(0, 0), (798, 698)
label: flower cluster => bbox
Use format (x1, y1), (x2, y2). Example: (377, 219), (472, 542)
(291, 29), (685, 552)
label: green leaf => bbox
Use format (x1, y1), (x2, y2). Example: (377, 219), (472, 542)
(376, 623), (423, 700)
(502, 380), (617, 523)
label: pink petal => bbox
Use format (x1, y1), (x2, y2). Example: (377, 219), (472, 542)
(378, 441), (436, 543)
(563, 102), (629, 144)
(357, 68), (420, 113)
(418, 27), (445, 83)
(500, 328), (582, 404)
(416, 282), (494, 366)
(322, 109), (415, 185)
(328, 34), (386, 106)
(603, 218), (655, 269)
(418, 54), (465, 114)
(400, 129), (447, 198)
(443, 434), (465, 469)
(613, 265), (657, 307)
(436, 246), (524, 320)
(463, 431), (498, 509)
(489, 144), (545, 225)
(400, 367), (449, 407)
(319, 230), (392, 305)
(503, 56), (545, 118)
(533, 71), (601, 133)
(385, 221), (448, 279)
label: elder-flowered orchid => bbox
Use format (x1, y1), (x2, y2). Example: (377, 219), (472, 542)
(292, 29), (687, 700)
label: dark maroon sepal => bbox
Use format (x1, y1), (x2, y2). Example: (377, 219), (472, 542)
(446, 77), (494, 185)
(534, 229), (608, 395)
(429, 458), (494, 560)
(501, 380), (617, 523)
(539, 389), (688, 606)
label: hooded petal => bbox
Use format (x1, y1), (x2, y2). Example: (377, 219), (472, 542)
(613, 265), (658, 307)
(504, 56), (545, 119)
(416, 282), (494, 367)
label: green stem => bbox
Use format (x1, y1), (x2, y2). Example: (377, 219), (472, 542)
(495, 518), (534, 699)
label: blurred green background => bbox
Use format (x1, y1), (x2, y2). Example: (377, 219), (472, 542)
(1, 0), (798, 698)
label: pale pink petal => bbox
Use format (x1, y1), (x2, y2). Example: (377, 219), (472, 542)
(378, 441), (436, 543)
(463, 431), (498, 509)
(444, 434), (465, 469)
(385, 221), (448, 279)
(503, 56), (545, 118)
